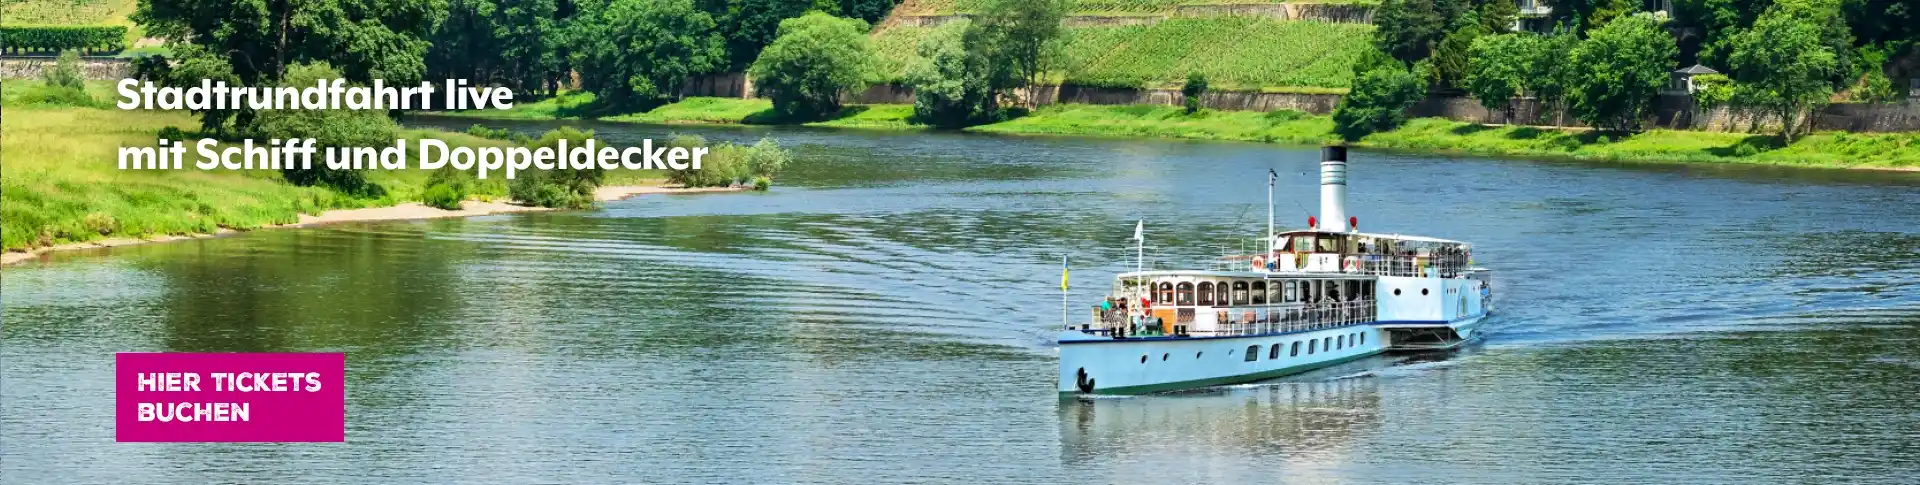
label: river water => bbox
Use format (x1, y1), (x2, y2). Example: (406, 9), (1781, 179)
(4, 119), (1918, 483)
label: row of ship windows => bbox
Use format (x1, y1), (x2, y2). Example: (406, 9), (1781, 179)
(1139, 332), (1367, 364)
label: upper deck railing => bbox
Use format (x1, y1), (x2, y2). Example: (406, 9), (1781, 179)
(1082, 300), (1376, 338)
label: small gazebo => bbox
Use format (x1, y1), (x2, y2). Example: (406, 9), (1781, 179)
(1670, 64), (1721, 94)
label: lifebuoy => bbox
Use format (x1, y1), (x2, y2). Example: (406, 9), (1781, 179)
(1343, 257), (1358, 272)
(1251, 256), (1265, 271)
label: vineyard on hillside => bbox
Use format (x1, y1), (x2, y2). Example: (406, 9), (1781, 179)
(0, 0), (135, 25)
(870, 17), (1372, 91)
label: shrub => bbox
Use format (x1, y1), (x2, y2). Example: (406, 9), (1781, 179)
(905, 20), (1000, 128)
(752, 176), (772, 191)
(422, 183), (465, 210)
(42, 50), (85, 90)
(11, 81), (100, 107)
(1332, 61), (1429, 141)
(1182, 72), (1208, 114)
(749, 13), (872, 121)
(509, 127), (606, 208)
(466, 124), (516, 141)
(743, 137), (789, 179)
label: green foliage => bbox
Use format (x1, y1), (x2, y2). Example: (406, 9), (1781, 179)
(1567, 14), (1677, 133)
(8, 81), (105, 108)
(875, 19), (1375, 90)
(464, 124), (526, 142)
(509, 127), (608, 208)
(1464, 33), (1540, 117)
(254, 63), (397, 197)
(1478, 0), (1519, 34)
(568, 0), (724, 109)
(661, 135), (789, 188)
(713, 0), (816, 70)
(972, 0), (1071, 102)
(905, 20), (1001, 128)
(42, 50), (87, 91)
(133, 0), (443, 87)
(1431, 23), (1488, 88)
(1852, 67), (1897, 103)
(426, 0), (567, 95)
(748, 13), (872, 121)
(1548, 0), (1635, 33)
(1726, 2), (1840, 140)
(0, 25), (127, 54)
(422, 183), (467, 210)
(1181, 72), (1208, 114)
(1371, 0), (1469, 64)
(1332, 61), (1429, 141)
(1689, 73), (1735, 108)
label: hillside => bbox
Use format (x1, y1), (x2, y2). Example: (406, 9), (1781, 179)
(892, 0), (1377, 16)
(0, 0), (135, 25)
(871, 16), (1373, 91)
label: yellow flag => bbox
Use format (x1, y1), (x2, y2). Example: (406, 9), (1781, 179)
(1060, 255), (1069, 290)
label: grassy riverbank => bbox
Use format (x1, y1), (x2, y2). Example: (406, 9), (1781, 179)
(452, 97), (1919, 170)
(0, 82), (675, 253)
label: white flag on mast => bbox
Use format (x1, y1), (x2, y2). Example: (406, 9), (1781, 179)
(1133, 220), (1143, 240)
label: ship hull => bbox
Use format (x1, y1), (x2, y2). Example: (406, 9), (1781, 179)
(1058, 314), (1485, 396)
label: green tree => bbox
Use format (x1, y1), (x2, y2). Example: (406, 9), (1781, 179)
(1464, 33), (1541, 121)
(1527, 27), (1580, 126)
(1372, 0), (1470, 64)
(255, 63), (397, 197)
(426, 0), (567, 94)
(1479, 0), (1519, 34)
(748, 13), (871, 120)
(1182, 72), (1209, 114)
(904, 19), (998, 127)
(570, 0), (725, 109)
(973, 0), (1070, 107)
(712, 0), (815, 70)
(1567, 14), (1677, 133)
(133, 0), (445, 87)
(1332, 61), (1431, 141)
(1726, 3), (1840, 141)
(1548, 0), (1636, 33)
(1432, 22), (1490, 88)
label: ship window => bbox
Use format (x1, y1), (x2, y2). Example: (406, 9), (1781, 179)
(1422, 288), (1430, 296)
(1308, 340), (1316, 354)
(1317, 235), (1340, 252)
(1197, 282), (1215, 305)
(1158, 282), (1173, 304)
(1251, 281), (1267, 304)
(1215, 284), (1230, 306)
(1358, 333), (1365, 345)
(1269, 343), (1281, 359)
(1337, 335), (1344, 349)
(1267, 282), (1282, 304)
(1284, 281), (1298, 302)
(1232, 281), (1250, 305)
(1324, 337), (1332, 350)
(1245, 345), (1260, 362)
(1176, 282), (1195, 306)
(1393, 288), (1402, 296)
(1290, 341), (1300, 357)
(1141, 355), (1148, 363)
(1196, 351), (1203, 359)
(1162, 353), (1169, 361)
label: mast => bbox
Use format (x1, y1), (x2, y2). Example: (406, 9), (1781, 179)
(1266, 168), (1276, 266)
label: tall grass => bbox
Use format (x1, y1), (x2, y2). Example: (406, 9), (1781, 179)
(0, 81), (536, 252)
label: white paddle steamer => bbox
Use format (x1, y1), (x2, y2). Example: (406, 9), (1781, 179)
(1060, 147), (1492, 396)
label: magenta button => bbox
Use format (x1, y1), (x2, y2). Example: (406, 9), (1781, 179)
(115, 353), (345, 442)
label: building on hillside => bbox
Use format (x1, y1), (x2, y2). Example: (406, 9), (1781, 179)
(1515, 0), (1552, 33)
(1668, 64), (1719, 95)
(1516, 0), (1671, 33)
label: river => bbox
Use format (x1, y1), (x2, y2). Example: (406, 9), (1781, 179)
(4, 119), (1918, 483)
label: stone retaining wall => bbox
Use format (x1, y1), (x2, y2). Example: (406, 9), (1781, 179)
(0, 57), (131, 80)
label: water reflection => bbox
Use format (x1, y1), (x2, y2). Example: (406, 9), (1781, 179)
(1062, 379), (1383, 482)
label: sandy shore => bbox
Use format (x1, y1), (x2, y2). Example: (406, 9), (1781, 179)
(1, 184), (746, 266)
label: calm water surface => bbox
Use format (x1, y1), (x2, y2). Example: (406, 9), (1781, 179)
(5, 119), (1918, 483)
